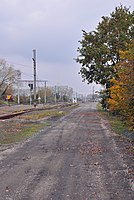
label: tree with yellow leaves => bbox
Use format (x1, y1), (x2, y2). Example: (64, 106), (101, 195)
(108, 40), (134, 129)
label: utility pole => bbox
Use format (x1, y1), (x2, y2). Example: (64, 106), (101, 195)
(44, 80), (47, 104)
(32, 49), (37, 107)
(28, 83), (33, 105)
(17, 70), (21, 105)
(54, 85), (57, 103)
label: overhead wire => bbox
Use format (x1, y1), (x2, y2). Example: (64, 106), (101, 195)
(5, 59), (35, 80)
(4, 59), (55, 89)
(5, 60), (32, 69)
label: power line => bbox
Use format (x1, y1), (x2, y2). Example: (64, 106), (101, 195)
(21, 72), (33, 78)
(6, 60), (32, 68)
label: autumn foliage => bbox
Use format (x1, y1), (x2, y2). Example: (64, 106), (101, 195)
(108, 40), (134, 130)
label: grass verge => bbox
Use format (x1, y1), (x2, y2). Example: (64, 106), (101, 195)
(0, 109), (66, 145)
(0, 121), (50, 145)
(18, 109), (66, 120)
(97, 103), (134, 141)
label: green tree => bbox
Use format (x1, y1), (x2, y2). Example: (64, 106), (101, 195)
(76, 5), (134, 85)
(0, 59), (21, 98)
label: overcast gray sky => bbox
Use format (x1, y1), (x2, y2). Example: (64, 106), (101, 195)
(0, 0), (133, 95)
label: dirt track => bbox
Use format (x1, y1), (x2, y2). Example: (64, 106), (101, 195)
(0, 102), (133, 199)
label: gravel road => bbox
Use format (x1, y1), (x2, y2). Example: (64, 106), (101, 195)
(0, 102), (133, 200)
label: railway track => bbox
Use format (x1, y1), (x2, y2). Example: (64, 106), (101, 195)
(0, 108), (35, 120)
(0, 103), (77, 120)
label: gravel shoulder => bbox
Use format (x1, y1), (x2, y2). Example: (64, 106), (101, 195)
(0, 102), (133, 200)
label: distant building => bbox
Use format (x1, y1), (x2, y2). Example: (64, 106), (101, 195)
(72, 98), (77, 103)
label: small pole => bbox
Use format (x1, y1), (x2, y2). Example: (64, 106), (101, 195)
(17, 70), (21, 104)
(54, 85), (57, 103)
(32, 49), (37, 107)
(44, 81), (47, 104)
(17, 81), (20, 105)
